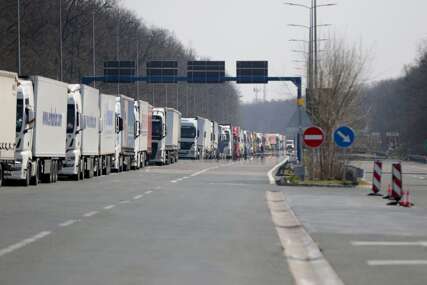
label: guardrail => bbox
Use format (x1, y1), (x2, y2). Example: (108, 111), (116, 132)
(408, 154), (427, 164)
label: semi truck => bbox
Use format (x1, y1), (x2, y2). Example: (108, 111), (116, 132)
(5, 76), (68, 185)
(179, 117), (199, 159)
(132, 100), (153, 169)
(151, 107), (181, 165)
(0, 71), (18, 186)
(219, 124), (232, 159)
(59, 84), (100, 180)
(98, 93), (116, 175)
(210, 121), (220, 159)
(196, 117), (212, 159)
(113, 95), (135, 172)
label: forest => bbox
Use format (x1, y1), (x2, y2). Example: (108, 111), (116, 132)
(0, 0), (240, 125)
(363, 45), (427, 155)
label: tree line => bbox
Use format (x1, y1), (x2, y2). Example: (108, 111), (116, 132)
(0, 0), (240, 125)
(363, 44), (427, 155)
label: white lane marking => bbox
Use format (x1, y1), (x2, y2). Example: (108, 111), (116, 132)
(267, 157), (289, 185)
(83, 211), (98, 217)
(182, 176), (190, 180)
(59, 220), (77, 227)
(352, 241), (427, 247)
(170, 180), (178, 183)
(368, 260), (427, 266)
(0, 231), (52, 257)
(133, 195), (143, 200)
(104, 204), (116, 210)
(119, 200), (131, 204)
(190, 166), (218, 177)
(145, 191), (153, 194)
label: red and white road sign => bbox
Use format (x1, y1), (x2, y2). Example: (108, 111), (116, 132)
(303, 126), (325, 148)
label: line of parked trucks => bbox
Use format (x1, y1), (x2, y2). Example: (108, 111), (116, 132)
(0, 71), (291, 187)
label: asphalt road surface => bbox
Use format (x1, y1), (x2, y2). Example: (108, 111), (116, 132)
(281, 160), (427, 285)
(0, 157), (293, 285)
(2, 157), (426, 285)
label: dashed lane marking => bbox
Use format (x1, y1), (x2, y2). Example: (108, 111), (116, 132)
(0, 231), (52, 257)
(83, 211), (98, 217)
(119, 200), (131, 204)
(59, 220), (78, 227)
(352, 241), (427, 247)
(368, 260), (427, 266)
(133, 195), (143, 200)
(104, 205), (116, 210)
(145, 191), (153, 194)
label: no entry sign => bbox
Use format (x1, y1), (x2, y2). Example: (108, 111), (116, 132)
(303, 126), (325, 148)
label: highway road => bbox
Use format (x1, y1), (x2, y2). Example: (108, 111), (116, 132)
(282, 160), (427, 285)
(0, 157), (293, 285)
(1, 157), (427, 285)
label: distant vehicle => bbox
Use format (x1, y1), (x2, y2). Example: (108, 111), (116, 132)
(132, 100), (153, 169)
(232, 126), (241, 160)
(4, 76), (68, 185)
(151, 107), (181, 165)
(219, 124), (232, 159)
(179, 117), (199, 159)
(197, 117), (212, 159)
(210, 120), (220, 159)
(0, 71), (18, 186)
(113, 95), (135, 172)
(98, 93), (117, 175)
(286, 139), (295, 153)
(60, 84), (101, 180)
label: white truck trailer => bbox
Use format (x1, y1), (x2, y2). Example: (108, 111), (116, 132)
(210, 120), (220, 159)
(99, 93), (116, 175)
(113, 95), (135, 172)
(0, 71), (18, 186)
(179, 118), (198, 159)
(132, 100), (153, 169)
(5, 76), (68, 185)
(59, 84), (100, 180)
(197, 117), (212, 159)
(150, 107), (181, 165)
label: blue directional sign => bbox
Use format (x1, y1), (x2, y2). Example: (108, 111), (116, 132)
(333, 126), (356, 148)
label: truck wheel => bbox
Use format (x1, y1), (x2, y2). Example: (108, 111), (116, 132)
(79, 160), (85, 180)
(0, 164), (3, 187)
(106, 157), (111, 175)
(30, 164), (39, 186)
(22, 163), (30, 186)
(53, 161), (58, 183)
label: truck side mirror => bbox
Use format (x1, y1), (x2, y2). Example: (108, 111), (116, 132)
(163, 125), (167, 138)
(26, 109), (35, 124)
(119, 117), (124, 132)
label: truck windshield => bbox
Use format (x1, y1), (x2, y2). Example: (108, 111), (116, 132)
(16, 98), (24, 132)
(67, 104), (75, 134)
(181, 126), (196, 138)
(152, 116), (162, 140)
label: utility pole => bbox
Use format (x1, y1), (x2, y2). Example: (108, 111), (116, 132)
(314, 0), (318, 89)
(59, 0), (63, 81)
(92, 10), (96, 88)
(17, 0), (21, 75)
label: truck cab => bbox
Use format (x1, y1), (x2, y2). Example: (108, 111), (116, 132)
(151, 108), (167, 164)
(179, 118), (199, 159)
(60, 85), (83, 179)
(5, 79), (35, 185)
(219, 125), (232, 159)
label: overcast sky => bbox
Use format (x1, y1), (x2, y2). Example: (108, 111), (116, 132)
(122, 0), (427, 102)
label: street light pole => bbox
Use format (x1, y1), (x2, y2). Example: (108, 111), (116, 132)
(59, 0), (63, 81)
(17, 0), (22, 75)
(92, 10), (96, 88)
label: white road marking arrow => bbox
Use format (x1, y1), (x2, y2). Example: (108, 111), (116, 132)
(337, 131), (351, 143)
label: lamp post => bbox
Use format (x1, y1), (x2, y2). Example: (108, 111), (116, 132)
(17, 0), (21, 75)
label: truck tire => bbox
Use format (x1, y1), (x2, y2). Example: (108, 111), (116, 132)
(79, 159), (85, 180)
(30, 163), (39, 186)
(106, 157), (111, 175)
(22, 163), (30, 186)
(0, 164), (3, 187)
(53, 161), (58, 183)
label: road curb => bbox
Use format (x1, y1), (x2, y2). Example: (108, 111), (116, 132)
(266, 191), (344, 285)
